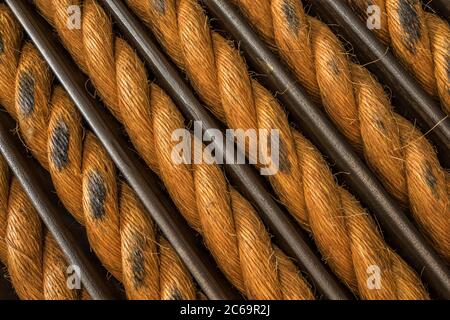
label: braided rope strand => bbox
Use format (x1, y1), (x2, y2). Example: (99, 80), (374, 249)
(0, 155), (80, 300)
(0, 7), (80, 299)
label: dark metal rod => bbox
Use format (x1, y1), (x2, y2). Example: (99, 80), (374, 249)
(201, 0), (450, 298)
(0, 112), (116, 300)
(6, 0), (239, 300)
(0, 262), (18, 300)
(426, 0), (450, 21)
(309, 0), (449, 166)
(102, 0), (353, 300)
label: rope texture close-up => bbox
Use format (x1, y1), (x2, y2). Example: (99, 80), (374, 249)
(0, 154), (84, 300)
(1, 3), (317, 300)
(0, 4), (197, 300)
(348, 0), (450, 114)
(226, 0), (449, 261)
(29, 0), (433, 299)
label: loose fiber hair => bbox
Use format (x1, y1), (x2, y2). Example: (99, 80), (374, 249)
(1, 4), (316, 300)
(348, 0), (450, 114)
(225, 0), (449, 261)
(0, 5), (197, 300)
(35, 0), (430, 299)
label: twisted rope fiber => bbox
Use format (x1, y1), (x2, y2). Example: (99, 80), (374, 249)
(35, 0), (429, 299)
(0, 8), (79, 300)
(348, 0), (450, 114)
(227, 0), (450, 261)
(0, 155), (84, 300)
(0, 5), (197, 300)
(33, 0), (317, 301)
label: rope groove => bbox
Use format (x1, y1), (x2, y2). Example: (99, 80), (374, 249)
(0, 4), (196, 300)
(227, 0), (449, 261)
(32, 0), (430, 299)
